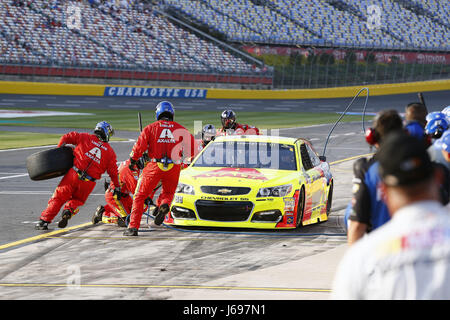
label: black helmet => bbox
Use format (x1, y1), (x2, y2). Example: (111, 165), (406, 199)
(221, 109), (236, 129)
(202, 124), (216, 146)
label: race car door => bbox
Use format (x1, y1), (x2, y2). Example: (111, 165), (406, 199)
(298, 142), (325, 220)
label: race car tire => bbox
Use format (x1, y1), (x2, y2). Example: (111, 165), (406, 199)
(26, 146), (74, 181)
(296, 186), (305, 228)
(326, 180), (333, 216)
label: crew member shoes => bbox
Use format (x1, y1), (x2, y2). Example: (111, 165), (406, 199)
(123, 227), (138, 236)
(35, 219), (49, 230)
(154, 204), (169, 226)
(92, 205), (105, 224)
(58, 209), (73, 228)
(117, 216), (127, 228)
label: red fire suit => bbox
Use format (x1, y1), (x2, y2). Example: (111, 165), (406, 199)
(216, 123), (260, 136)
(102, 159), (139, 223)
(194, 138), (206, 153)
(128, 120), (196, 229)
(102, 159), (158, 223)
(40, 132), (119, 223)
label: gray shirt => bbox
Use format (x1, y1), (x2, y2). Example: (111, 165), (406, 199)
(332, 201), (450, 299)
(428, 143), (450, 171)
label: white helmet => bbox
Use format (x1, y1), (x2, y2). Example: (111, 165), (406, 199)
(441, 106), (450, 121)
(202, 124), (216, 146)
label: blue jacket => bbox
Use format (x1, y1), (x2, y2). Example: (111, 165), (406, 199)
(344, 157), (390, 232)
(405, 121), (425, 142)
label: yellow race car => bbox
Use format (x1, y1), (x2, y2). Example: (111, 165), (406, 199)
(165, 135), (333, 229)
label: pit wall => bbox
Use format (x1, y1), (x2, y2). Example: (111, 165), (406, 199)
(0, 79), (448, 99)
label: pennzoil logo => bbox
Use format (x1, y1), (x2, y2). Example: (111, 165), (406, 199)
(194, 168), (268, 181)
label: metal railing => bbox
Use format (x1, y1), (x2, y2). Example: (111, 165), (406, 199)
(246, 45), (450, 89)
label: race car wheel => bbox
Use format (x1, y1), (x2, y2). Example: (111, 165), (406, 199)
(326, 180), (333, 216)
(26, 146), (74, 181)
(296, 186), (305, 228)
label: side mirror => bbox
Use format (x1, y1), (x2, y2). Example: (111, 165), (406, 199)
(319, 156), (326, 162)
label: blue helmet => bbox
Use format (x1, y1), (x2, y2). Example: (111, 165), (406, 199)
(425, 112), (449, 139)
(94, 121), (114, 142)
(435, 130), (450, 153)
(155, 101), (174, 121)
(425, 111), (446, 123)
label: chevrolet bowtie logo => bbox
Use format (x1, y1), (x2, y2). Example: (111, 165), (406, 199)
(217, 188), (232, 194)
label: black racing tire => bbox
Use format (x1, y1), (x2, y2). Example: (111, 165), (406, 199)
(26, 146), (74, 181)
(296, 186), (306, 228)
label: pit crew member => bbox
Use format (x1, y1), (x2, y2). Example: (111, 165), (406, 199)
(92, 155), (155, 227)
(35, 121), (120, 230)
(196, 124), (216, 153)
(344, 110), (404, 244)
(216, 109), (260, 136)
(123, 101), (197, 236)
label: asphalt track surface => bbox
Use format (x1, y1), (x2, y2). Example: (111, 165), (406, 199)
(0, 90), (448, 300)
(0, 90), (448, 114)
(0, 121), (366, 246)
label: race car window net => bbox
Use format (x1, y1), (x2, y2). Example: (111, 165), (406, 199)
(193, 141), (297, 171)
(300, 144), (314, 171)
(305, 144), (321, 168)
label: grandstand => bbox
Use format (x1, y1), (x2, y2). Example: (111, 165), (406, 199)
(164, 0), (449, 50)
(0, 0), (268, 86)
(0, 0), (448, 88)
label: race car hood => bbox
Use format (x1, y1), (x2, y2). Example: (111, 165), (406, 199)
(179, 166), (297, 188)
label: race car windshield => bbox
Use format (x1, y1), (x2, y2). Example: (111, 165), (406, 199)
(193, 141), (297, 171)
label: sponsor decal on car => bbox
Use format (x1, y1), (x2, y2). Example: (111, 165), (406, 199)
(193, 168), (268, 181)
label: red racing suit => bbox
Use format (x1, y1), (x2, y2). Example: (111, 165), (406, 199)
(102, 159), (140, 223)
(40, 132), (119, 223)
(194, 138), (206, 153)
(216, 123), (260, 137)
(102, 159), (160, 223)
(128, 120), (196, 229)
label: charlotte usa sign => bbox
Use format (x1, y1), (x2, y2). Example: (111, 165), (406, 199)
(104, 86), (208, 99)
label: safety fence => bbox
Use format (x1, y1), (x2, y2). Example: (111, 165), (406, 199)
(244, 45), (450, 89)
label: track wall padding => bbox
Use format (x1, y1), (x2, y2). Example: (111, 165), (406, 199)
(0, 79), (448, 99)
